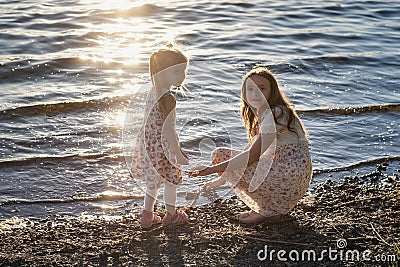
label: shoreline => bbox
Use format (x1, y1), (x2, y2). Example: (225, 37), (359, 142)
(1, 165), (399, 266)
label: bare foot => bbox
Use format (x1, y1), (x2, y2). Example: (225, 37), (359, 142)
(236, 211), (266, 224)
(203, 178), (225, 190)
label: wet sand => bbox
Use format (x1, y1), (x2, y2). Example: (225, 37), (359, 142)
(1, 164), (399, 267)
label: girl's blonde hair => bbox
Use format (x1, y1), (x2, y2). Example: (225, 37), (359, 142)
(149, 43), (188, 95)
(240, 66), (308, 141)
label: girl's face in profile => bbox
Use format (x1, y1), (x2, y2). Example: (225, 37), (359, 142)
(245, 75), (271, 111)
(170, 63), (187, 87)
(159, 63), (186, 87)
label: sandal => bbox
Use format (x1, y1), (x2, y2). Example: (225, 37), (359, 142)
(162, 209), (188, 226)
(140, 210), (162, 228)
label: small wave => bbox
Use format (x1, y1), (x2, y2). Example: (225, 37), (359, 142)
(94, 4), (161, 19)
(282, 53), (400, 76)
(0, 95), (131, 120)
(11, 9), (83, 24)
(374, 8), (399, 18)
(181, 136), (231, 150)
(0, 56), (126, 83)
(26, 21), (86, 31)
(313, 156), (400, 174)
(298, 103), (400, 116)
(0, 57), (81, 83)
(226, 2), (255, 8)
(0, 153), (125, 168)
(0, 194), (143, 207)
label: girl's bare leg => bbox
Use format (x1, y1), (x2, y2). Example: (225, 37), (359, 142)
(164, 181), (177, 215)
(144, 184), (160, 212)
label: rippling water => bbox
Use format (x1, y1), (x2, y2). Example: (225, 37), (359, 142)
(1, 0), (399, 220)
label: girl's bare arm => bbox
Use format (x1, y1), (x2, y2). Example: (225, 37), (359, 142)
(189, 133), (274, 176)
(158, 93), (188, 164)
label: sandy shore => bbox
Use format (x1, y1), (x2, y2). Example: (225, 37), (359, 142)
(1, 164), (399, 267)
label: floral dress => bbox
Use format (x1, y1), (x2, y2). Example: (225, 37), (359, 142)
(212, 108), (312, 217)
(130, 88), (182, 190)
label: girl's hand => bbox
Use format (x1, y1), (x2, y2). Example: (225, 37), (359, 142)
(188, 163), (211, 177)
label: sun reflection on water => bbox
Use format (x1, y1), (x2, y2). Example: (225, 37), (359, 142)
(104, 111), (127, 128)
(77, 0), (157, 67)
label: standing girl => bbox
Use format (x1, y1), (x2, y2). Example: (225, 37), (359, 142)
(189, 66), (312, 224)
(131, 44), (189, 228)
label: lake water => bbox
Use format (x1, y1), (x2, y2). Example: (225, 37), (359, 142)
(1, 0), (399, 220)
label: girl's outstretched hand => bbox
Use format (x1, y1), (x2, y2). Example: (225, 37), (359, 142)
(188, 163), (211, 177)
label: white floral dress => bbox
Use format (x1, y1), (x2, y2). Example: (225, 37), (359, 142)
(130, 88), (182, 190)
(212, 108), (312, 217)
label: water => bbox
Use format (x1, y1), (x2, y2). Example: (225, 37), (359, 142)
(1, 0), (399, 220)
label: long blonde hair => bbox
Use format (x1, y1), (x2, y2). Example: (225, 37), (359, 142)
(149, 43), (188, 95)
(240, 67), (308, 141)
